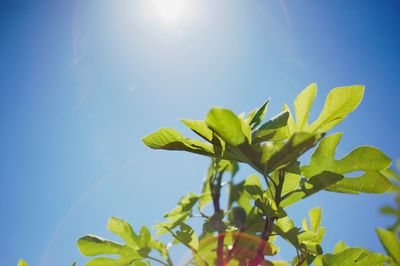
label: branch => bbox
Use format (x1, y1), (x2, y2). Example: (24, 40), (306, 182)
(210, 159), (226, 266)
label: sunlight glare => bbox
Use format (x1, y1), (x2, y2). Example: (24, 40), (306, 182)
(154, 0), (185, 21)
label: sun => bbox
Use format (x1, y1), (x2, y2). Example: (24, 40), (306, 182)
(154, 0), (185, 21)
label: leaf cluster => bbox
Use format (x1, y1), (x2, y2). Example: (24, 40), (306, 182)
(19, 83), (398, 266)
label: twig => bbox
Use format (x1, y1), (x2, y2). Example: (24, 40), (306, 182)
(147, 256), (169, 266)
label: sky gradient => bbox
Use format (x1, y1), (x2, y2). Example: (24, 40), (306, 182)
(1, 0), (399, 265)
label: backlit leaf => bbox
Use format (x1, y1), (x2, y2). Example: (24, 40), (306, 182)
(18, 260), (29, 266)
(265, 132), (322, 173)
(248, 98), (270, 129)
(142, 128), (214, 156)
(302, 133), (392, 193)
(253, 111), (289, 144)
(376, 228), (400, 264)
(206, 108), (246, 146)
(77, 217), (163, 266)
(294, 83), (317, 131)
(310, 85), (364, 132)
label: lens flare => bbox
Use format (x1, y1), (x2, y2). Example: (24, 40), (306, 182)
(180, 232), (276, 265)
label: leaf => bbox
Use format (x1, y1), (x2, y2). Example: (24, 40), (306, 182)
(253, 111), (289, 144)
(244, 174), (264, 197)
(327, 171), (392, 194)
(77, 217), (163, 266)
(376, 228), (400, 264)
(180, 119), (214, 142)
(322, 248), (363, 266)
(322, 247), (391, 266)
(309, 207), (322, 232)
(271, 261), (290, 266)
(294, 83), (317, 131)
(228, 181), (253, 214)
(229, 206), (247, 228)
(283, 104), (295, 136)
(281, 171), (300, 195)
(309, 85), (364, 132)
(303, 133), (391, 176)
(265, 132), (322, 173)
(155, 193), (200, 236)
(142, 128), (214, 156)
(333, 241), (349, 254)
(302, 133), (392, 193)
(280, 171), (343, 208)
(205, 108), (246, 145)
(18, 260), (29, 266)
(174, 223), (199, 250)
(248, 98), (270, 129)
(380, 206), (398, 216)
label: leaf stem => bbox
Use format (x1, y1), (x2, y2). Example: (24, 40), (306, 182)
(250, 170), (286, 265)
(147, 256), (169, 266)
(210, 159), (227, 266)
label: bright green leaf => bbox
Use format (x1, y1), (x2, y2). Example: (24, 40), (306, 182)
(309, 207), (322, 232)
(253, 111), (289, 143)
(294, 83), (317, 131)
(142, 128), (214, 157)
(376, 228), (400, 264)
(244, 174), (264, 197)
(77, 217), (152, 266)
(280, 171), (343, 208)
(333, 241), (349, 254)
(282, 104), (295, 137)
(18, 259), (29, 266)
(155, 193), (200, 236)
(265, 132), (322, 173)
(180, 119), (213, 142)
(310, 85), (364, 132)
(327, 171), (392, 194)
(248, 98), (270, 129)
(302, 133), (392, 194)
(205, 108), (246, 145)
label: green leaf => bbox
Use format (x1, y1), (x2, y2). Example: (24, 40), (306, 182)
(309, 85), (364, 132)
(280, 171), (343, 208)
(180, 119), (214, 142)
(155, 193), (200, 236)
(205, 108), (246, 145)
(244, 174), (264, 197)
(18, 259), (29, 266)
(376, 228), (400, 264)
(142, 128), (214, 156)
(309, 207), (322, 233)
(294, 83), (317, 131)
(333, 241), (349, 254)
(253, 111), (289, 144)
(302, 133), (392, 193)
(265, 132), (322, 173)
(248, 98), (270, 129)
(229, 206), (247, 228)
(78, 217), (159, 266)
(283, 104), (295, 136)
(281, 171), (300, 196)
(174, 223), (199, 250)
(271, 261), (290, 266)
(303, 133), (391, 176)
(322, 247), (391, 266)
(327, 171), (392, 194)
(380, 206), (398, 215)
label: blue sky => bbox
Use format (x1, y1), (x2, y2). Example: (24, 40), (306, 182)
(1, 0), (399, 265)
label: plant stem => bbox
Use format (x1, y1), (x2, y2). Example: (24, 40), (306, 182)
(210, 159), (226, 266)
(147, 256), (169, 266)
(250, 170), (286, 265)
